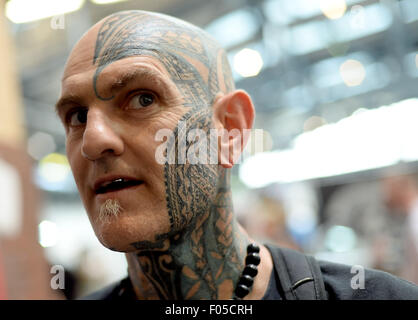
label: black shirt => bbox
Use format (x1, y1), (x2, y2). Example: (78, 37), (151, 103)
(81, 248), (418, 300)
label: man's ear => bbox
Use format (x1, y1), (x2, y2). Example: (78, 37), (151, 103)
(212, 90), (255, 169)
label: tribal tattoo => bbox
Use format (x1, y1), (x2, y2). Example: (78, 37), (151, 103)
(92, 11), (234, 106)
(92, 11), (246, 299)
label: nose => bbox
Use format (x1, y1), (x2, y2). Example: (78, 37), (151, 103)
(81, 108), (124, 161)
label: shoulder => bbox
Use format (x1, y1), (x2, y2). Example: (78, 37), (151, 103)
(318, 259), (418, 300)
(78, 277), (136, 300)
(266, 244), (418, 300)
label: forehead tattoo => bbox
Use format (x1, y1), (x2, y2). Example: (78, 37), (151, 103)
(92, 10), (234, 107)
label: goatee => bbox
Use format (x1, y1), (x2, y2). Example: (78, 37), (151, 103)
(98, 199), (123, 224)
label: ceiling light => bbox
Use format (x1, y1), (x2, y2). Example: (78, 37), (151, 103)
(320, 0), (347, 20)
(90, 0), (128, 4)
(233, 48), (264, 78)
(339, 59), (366, 87)
(6, 0), (85, 24)
(239, 98), (418, 187)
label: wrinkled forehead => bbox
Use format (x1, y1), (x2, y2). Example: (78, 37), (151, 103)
(63, 10), (233, 106)
(64, 12), (201, 75)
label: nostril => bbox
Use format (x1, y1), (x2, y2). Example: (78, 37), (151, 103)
(81, 147), (116, 160)
(81, 148), (95, 160)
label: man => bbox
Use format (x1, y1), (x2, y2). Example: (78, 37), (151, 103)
(56, 10), (418, 300)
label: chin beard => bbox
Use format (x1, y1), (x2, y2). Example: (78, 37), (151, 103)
(98, 199), (123, 224)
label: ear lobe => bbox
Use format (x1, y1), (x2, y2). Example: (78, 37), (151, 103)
(212, 90), (255, 168)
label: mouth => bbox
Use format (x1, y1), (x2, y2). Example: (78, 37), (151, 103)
(94, 178), (144, 195)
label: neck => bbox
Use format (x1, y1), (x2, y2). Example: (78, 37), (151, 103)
(125, 170), (251, 299)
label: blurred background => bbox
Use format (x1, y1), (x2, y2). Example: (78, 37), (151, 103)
(0, 0), (417, 299)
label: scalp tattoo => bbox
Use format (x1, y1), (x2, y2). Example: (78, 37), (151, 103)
(92, 10), (234, 105)
(92, 11), (244, 299)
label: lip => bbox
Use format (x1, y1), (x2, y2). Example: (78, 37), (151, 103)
(94, 183), (143, 202)
(92, 175), (143, 194)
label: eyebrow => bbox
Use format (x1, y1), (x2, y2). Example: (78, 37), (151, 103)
(55, 67), (172, 113)
(55, 94), (84, 115)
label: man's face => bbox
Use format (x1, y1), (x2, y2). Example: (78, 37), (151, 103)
(56, 11), (232, 252)
(58, 42), (188, 250)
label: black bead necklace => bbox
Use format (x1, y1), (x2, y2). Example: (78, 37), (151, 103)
(233, 243), (261, 300)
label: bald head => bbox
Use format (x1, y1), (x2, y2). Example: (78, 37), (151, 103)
(65, 10), (234, 108)
(58, 10), (254, 251)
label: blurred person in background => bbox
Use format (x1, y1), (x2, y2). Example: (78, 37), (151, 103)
(382, 174), (418, 284)
(242, 194), (300, 251)
(322, 172), (418, 285)
(55, 10), (418, 300)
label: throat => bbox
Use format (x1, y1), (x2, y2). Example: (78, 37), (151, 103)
(126, 204), (250, 300)
(126, 168), (252, 299)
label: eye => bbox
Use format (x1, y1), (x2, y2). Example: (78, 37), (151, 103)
(68, 108), (88, 126)
(129, 92), (156, 109)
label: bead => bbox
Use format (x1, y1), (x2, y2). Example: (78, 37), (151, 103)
(243, 264), (258, 277)
(238, 274), (254, 288)
(245, 252), (261, 266)
(232, 243), (261, 299)
(234, 284), (250, 299)
(247, 243), (260, 254)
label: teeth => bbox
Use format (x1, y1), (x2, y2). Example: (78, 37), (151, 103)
(102, 178), (124, 188)
(95, 178), (143, 194)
